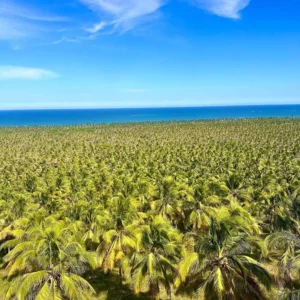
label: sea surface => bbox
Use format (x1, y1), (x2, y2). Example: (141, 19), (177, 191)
(0, 105), (300, 127)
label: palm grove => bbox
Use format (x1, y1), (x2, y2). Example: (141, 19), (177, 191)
(0, 118), (299, 300)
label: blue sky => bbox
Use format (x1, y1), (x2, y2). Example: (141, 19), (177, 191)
(0, 0), (299, 109)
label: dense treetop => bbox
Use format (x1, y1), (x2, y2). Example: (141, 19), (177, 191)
(0, 118), (299, 299)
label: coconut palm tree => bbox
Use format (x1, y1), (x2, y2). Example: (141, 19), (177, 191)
(177, 209), (271, 300)
(266, 231), (300, 291)
(182, 183), (217, 232)
(128, 216), (182, 299)
(222, 173), (253, 203)
(2, 218), (95, 300)
(151, 177), (182, 222)
(96, 195), (142, 276)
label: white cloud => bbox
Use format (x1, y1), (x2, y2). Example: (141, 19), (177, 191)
(79, 0), (166, 33)
(0, 66), (59, 80)
(79, 0), (250, 36)
(0, 0), (66, 40)
(0, 0), (250, 43)
(191, 0), (250, 19)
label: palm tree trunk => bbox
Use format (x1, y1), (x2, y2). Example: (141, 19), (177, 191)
(119, 265), (122, 284)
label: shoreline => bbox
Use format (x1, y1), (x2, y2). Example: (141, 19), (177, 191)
(1, 105), (300, 127)
(0, 116), (299, 129)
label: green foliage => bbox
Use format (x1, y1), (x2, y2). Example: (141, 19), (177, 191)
(0, 118), (299, 299)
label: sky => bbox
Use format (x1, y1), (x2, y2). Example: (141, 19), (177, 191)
(0, 0), (299, 109)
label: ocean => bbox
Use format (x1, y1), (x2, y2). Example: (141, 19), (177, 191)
(0, 105), (300, 127)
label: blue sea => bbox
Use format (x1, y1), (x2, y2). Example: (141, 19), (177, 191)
(0, 105), (300, 127)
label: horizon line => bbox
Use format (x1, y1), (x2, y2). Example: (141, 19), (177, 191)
(1, 103), (300, 112)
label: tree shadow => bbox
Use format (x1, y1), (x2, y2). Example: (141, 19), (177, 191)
(87, 270), (151, 300)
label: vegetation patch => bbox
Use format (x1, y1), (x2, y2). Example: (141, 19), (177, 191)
(0, 118), (299, 299)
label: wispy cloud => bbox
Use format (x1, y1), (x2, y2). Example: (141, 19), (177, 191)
(0, 18), (32, 40)
(86, 21), (107, 33)
(79, 0), (166, 34)
(51, 37), (80, 45)
(0, 0), (250, 44)
(190, 0), (250, 19)
(0, 1), (66, 22)
(0, 66), (59, 80)
(0, 0), (66, 41)
(79, 0), (250, 37)
(123, 88), (148, 93)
